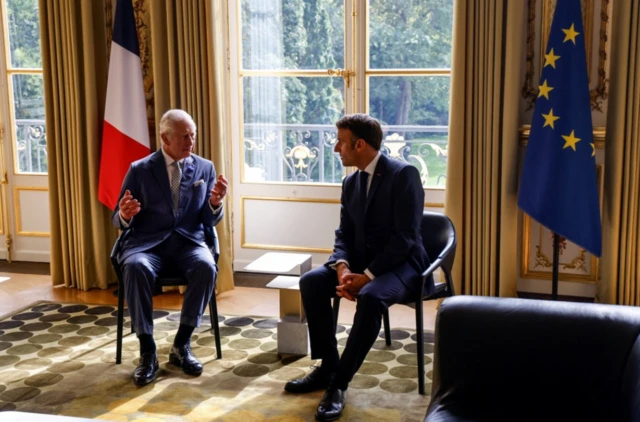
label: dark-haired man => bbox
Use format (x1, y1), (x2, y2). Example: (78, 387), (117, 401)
(284, 113), (432, 421)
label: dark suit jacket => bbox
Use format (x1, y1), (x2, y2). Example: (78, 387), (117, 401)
(327, 154), (431, 292)
(111, 150), (223, 262)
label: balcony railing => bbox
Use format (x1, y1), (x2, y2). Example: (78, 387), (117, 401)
(244, 123), (448, 187)
(16, 119), (47, 173)
(11, 120), (448, 184)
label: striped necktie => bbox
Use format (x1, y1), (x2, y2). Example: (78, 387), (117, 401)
(170, 161), (182, 211)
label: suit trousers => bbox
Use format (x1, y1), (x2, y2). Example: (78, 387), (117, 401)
(300, 265), (415, 390)
(121, 232), (217, 336)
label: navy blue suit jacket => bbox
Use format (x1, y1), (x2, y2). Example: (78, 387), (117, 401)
(111, 150), (223, 263)
(328, 154), (431, 293)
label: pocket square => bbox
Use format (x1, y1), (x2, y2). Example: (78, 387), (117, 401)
(192, 179), (205, 187)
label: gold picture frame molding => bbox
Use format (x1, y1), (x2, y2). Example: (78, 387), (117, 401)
(519, 125), (606, 148)
(13, 186), (50, 237)
(240, 196), (444, 253)
(520, 165), (602, 284)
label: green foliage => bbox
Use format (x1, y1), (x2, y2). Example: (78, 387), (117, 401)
(12, 74), (44, 120)
(242, 0), (344, 125)
(282, 0), (307, 123)
(368, 0), (453, 126)
(301, 0), (343, 125)
(7, 0), (42, 68)
(7, 0), (44, 120)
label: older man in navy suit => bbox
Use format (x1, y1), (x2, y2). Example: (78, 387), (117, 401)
(113, 109), (228, 386)
(284, 114), (431, 421)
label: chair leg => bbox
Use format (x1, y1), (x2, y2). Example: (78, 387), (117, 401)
(383, 309), (391, 346)
(332, 296), (341, 333)
(209, 298), (222, 359)
(415, 300), (425, 395)
(116, 280), (125, 365)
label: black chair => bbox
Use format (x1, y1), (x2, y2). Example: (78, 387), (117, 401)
(332, 211), (456, 395)
(425, 296), (640, 422)
(110, 225), (223, 364)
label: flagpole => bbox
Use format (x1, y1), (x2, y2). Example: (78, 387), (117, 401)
(551, 233), (560, 300)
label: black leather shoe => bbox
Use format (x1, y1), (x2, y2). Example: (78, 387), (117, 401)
(133, 351), (159, 386)
(169, 343), (203, 375)
(315, 387), (347, 421)
(284, 366), (335, 394)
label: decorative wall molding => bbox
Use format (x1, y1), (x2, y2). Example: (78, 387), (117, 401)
(519, 125), (606, 148)
(13, 187), (50, 237)
(241, 196), (339, 253)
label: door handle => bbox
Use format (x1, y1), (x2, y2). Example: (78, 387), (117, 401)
(327, 68), (355, 88)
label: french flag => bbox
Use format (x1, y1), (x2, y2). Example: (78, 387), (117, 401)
(98, 0), (150, 210)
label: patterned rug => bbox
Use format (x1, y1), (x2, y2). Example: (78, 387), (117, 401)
(0, 302), (433, 421)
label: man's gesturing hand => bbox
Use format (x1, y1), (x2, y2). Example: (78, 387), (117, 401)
(118, 190), (141, 222)
(210, 174), (229, 207)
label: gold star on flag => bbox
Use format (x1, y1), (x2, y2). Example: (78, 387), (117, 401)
(562, 130), (581, 151)
(542, 109), (560, 129)
(591, 143), (596, 156)
(562, 23), (580, 44)
(538, 80), (554, 100)
(544, 48), (561, 68)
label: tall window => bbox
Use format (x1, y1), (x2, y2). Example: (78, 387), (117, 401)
(236, 0), (453, 188)
(3, 0), (46, 174)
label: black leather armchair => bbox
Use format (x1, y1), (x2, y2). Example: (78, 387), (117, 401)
(110, 225), (222, 364)
(426, 296), (640, 422)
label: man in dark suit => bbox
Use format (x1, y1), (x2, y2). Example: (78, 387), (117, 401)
(284, 114), (431, 421)
(113, 109), (228, 386)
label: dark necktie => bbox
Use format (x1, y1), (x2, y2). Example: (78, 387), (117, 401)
(359, 170), (369, 207)
(355, 171), (369, 268)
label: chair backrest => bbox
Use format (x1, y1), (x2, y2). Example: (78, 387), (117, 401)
(420, 211), (456, 275)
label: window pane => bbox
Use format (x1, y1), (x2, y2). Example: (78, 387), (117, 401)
(243, 76), (345, 183)
(12, 74), (46, 173)
(369, 0), (453, 69)
(241, 0), (344, 70)
(369, 76), (449, 188)
(7, 0), (42, 68)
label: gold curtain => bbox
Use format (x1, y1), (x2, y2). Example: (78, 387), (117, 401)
(597, 0), (640, 305)
(41, 0), (233, 293)
(444, 1), (526, 297)
(148, 1), (234, 293)
(40, 0), (116, 290)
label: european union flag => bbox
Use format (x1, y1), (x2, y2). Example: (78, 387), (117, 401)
(518, 0), (602, 257)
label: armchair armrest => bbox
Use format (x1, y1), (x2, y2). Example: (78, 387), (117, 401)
(204, 225), (220, 263)
(419, 233), (456, 299)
